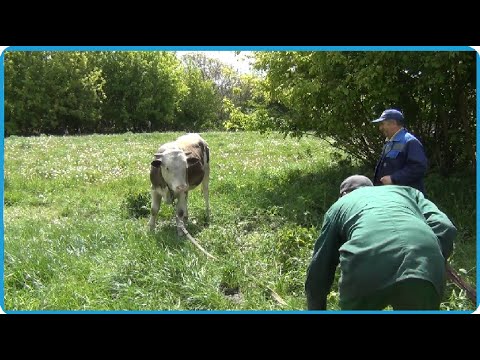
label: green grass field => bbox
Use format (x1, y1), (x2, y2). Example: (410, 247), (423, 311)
(3, 131), (477, 311)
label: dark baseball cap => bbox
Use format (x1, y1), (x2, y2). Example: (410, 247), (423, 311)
(372, 109), (404, 123)
(339, 175), (373, 196)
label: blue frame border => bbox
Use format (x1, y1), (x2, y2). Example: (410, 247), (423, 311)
(1, 45), (478, 315)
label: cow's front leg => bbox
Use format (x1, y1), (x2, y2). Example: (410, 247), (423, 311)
(184, 192), (189, 223)
(202, 165), (210, 223)
(148, 189), (162, 231)
(175, 192), (188, 237)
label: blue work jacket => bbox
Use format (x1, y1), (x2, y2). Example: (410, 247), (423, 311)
(373, 128), (428, 194)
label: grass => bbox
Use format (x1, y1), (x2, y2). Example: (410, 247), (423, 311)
(3, 131), (477, 311)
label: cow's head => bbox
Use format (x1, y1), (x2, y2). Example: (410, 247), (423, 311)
(151, 149), (191, 194)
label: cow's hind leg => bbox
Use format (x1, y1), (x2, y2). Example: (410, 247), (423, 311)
(148, 189), (162, 231)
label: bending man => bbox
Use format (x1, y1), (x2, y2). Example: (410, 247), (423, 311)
(305, 175), (456, 310)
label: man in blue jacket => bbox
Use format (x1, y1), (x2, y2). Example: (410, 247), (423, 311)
(372, 109), (428, 195)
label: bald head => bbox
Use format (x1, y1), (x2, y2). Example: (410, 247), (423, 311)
(339, 175), (373, 197)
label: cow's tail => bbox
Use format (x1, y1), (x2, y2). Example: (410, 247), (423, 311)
(177, 217), (217, 260)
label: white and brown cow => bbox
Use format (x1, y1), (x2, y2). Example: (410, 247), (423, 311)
(148, 133), (210, 235)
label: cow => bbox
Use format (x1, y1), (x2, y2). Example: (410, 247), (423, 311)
(148, 133), (210, 236)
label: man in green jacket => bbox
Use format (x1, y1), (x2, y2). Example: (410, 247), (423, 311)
(305, 175), (457, 310)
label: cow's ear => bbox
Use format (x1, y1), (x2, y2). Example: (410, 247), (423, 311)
(187, 157), (200, 168)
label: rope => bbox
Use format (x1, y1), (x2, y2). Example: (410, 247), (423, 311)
(176, 217), (289, 307)
(178, 221), (217, 260)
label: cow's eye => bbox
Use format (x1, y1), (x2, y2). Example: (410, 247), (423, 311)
(166, 167), (169, 171)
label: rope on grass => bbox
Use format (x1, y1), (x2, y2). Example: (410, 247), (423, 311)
(177, 217), (288, 307)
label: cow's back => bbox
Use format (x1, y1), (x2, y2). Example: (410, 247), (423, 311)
(176, 134), (207, 160)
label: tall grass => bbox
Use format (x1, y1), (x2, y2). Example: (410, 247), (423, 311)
(3, 131), (476, 311)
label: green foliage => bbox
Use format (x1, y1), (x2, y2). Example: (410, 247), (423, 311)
(4, 51), (105, 135)
(175, 64), (221, 131)
(98, 51), (183, 132)
(4, 50), (266, 136)
(3, 132), (476, 311)
(222, 76), (271, 131)
(179, 53), (260, 128)
(222, 98), (251, 130)
(252, 51), (476, 174)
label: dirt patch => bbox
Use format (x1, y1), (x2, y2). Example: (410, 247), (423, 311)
(219, 282), (244, 304)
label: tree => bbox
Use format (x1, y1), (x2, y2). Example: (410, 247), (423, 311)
(179, 52), (257, 129)
(4, 51), (105, 135)
(4, 51), (47, 135)
(98, 51), (183, 133)
(175, 64), (221, 131)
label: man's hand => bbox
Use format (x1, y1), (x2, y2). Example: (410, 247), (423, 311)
(380, 175), (393, 185)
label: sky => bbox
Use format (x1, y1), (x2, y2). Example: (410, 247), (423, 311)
(176, 51), (254, 74)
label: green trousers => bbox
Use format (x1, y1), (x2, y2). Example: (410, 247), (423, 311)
(340, 278), (441, 311)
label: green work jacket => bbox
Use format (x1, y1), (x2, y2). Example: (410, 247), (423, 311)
(305, 185), (457, 310)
